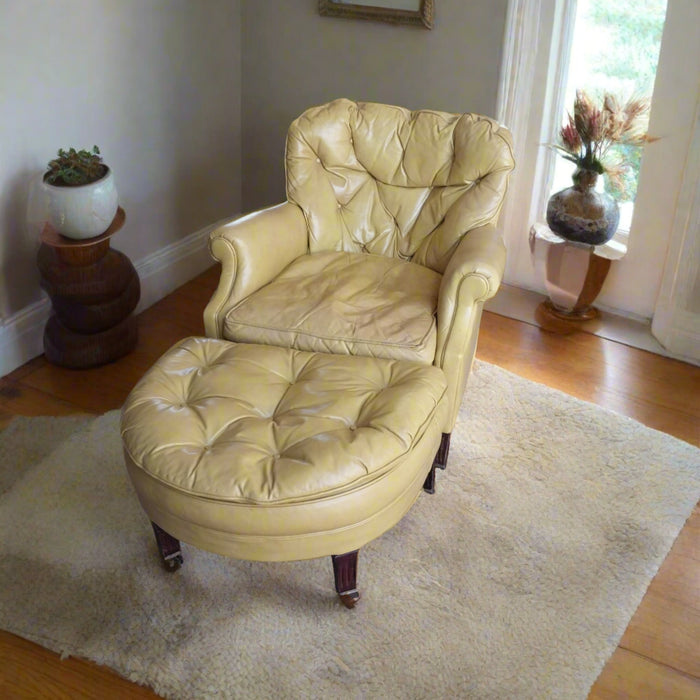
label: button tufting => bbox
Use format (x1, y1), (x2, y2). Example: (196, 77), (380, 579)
(122, 336), (450, 506)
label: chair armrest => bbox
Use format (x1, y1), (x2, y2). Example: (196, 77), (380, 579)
(434, 224), (506, 429)
(437, 224), (506, 328)
(203, 202), (308, 338)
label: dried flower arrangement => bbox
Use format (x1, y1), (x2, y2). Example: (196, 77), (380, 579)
(553, 90), (655, 194)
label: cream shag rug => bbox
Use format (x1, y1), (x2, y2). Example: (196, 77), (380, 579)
(0, 361), (698, 700)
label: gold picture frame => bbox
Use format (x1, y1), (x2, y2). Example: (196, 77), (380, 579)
(319, 0), (434, 29)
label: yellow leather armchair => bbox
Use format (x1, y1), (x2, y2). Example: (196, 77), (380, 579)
(204, 99), (514, 460)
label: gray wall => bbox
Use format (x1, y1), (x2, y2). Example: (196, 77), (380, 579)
(241, 0), (508, 210)
(0, 0), (509, 319)
(0, 0), (242, 319)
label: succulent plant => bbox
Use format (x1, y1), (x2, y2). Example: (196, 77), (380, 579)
(45, 146), (108, 186)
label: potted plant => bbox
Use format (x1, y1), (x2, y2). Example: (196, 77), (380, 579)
(43, 146), (118, 240)
(547, 91), (654, 245)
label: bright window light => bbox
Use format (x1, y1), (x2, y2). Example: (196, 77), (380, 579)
(550, 0), (667, 233)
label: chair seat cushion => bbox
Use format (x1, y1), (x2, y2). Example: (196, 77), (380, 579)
(222, 251), (442, 363)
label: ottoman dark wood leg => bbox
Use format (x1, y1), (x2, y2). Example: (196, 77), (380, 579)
(151, 522), (183, 571)
(331, 550), (360, 608)
(425, 432), (451, 493)
(423, 463), (437, 494)
(434, 432), (451, 470)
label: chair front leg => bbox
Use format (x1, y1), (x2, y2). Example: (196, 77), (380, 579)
(434, 432), (451, 470)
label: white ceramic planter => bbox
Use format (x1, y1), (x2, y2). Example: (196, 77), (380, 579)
(43, 168), (119, 239)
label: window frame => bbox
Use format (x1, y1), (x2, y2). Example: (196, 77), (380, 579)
(495, 0), (633, 292)
(495, 0), (700, 360)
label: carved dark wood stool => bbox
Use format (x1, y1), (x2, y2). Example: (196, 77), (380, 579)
(38, 207), (139, 368)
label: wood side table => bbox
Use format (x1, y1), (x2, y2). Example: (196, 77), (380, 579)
(529, 223), (626, 333)
(37, 207), (140, 368)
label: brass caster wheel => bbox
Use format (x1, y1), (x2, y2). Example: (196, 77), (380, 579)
(163, 553), (183, 572)
(339, 590), (360, 609)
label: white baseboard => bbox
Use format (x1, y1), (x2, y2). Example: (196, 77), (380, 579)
(0, 217), (235, 378)
(0, 297), (49, 378)
(132, 220), (222, 315)
(652, 307), (700, 363)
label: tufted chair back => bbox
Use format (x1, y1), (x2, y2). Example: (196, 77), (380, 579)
(285, 98), (515, 273)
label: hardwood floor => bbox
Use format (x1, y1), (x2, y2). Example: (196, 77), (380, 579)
(1, 266), (698, 699)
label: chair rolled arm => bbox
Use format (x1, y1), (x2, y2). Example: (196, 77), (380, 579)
(434, 224), (506, 430)
(203, 202), (309, 338)
(438, 224), (506, 314)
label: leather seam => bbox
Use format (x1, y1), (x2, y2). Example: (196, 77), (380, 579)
(208, 237), (239, 338)
(224, 319), (436, 351)
(437, 271), (489, 367)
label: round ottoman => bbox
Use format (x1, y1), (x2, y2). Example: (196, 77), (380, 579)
(121, 337), (447, 606)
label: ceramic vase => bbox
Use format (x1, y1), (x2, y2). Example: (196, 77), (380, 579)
(546, 168), (619, 246)
(43, 168), (118, 240)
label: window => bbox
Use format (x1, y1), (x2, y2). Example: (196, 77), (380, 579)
(549, 0), (668, 233)
(497, 0), (700, 341)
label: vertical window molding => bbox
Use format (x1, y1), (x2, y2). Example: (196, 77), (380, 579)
(651, 97), (700, 362)
(534, 0), (577, 220)
(495, 0), (542, 142)
(496, 0), (576, 291)
(495, 0), (542, 289)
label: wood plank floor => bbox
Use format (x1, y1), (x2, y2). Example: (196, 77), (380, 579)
(1, 266), (698, 699)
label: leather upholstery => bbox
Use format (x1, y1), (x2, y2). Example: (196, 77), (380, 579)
(224, 251), (441, 363)
(287, 99), (514, 273)
(204, 202), (309, 338)
(121, 337), (447, 560)
(204, 99), (514, 432)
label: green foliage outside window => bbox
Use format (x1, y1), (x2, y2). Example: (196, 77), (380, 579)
(584, 0), (666, 201)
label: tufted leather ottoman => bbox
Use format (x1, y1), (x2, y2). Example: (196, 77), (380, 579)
(121, 337), (447, 607)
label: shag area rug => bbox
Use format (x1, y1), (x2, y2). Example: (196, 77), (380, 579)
(0, 361), (698, 699)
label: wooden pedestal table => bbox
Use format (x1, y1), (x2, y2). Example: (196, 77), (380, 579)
(37, 207), (140, 368)
(529, 223), (626, 334)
